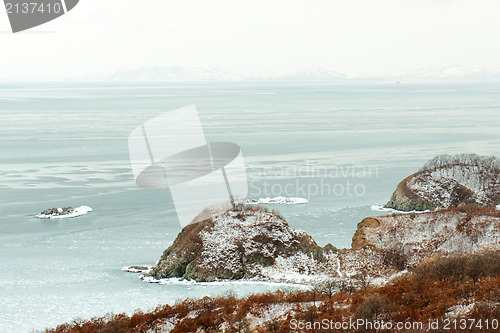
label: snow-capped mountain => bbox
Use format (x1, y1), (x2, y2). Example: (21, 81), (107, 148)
(80, 66), (350, 82)
(81, 66), (243, 82)
(69, 65), (500, 82)
(393, 65), (500, 81)
(257, 67), (347, 81)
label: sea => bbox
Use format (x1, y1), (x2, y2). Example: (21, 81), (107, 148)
(1, 81), (499, 332)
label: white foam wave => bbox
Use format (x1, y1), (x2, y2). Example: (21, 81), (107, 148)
(370, 204), (430, 213)
(370, 204), (395, 212)
(34, 205), (93, 219)
(243, 196), (308, 205)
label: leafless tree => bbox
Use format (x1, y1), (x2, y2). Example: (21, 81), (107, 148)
(311, 277), (338, 299)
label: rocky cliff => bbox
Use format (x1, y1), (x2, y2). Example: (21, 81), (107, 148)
(138, 206), (500, 285)
(138, 155), (500, 284)
(385, 154), (500, 211)
(351, 206), (500, 268)
(148, 206), (324, 282)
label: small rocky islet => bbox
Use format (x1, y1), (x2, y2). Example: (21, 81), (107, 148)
(35, 205), (93, 219)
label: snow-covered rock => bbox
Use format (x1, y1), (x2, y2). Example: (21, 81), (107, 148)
(148, 206), (324, 282)
(351, 207), (500, 267)
(385, 154), (500, 211)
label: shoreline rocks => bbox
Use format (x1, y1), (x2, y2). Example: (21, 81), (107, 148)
(128, 205), (500, 286)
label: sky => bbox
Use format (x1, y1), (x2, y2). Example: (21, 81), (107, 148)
(0, 0), (500, 80)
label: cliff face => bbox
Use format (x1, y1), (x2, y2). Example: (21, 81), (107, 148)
(385, 155), (500, 211)
(351, 206), (500, 266)
(351, 217), (381, 250)
(149, 207), (324, 282)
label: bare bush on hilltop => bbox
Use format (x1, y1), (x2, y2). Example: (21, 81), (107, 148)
(420, 153), (500, 171)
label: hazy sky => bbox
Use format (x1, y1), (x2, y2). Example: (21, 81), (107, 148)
(1, 0), (499, 80)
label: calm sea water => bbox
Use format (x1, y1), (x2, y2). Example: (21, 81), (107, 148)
(1, 82), (499, 332)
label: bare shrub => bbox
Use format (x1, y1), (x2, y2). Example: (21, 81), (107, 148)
(382, 243), (409, 271)
(353, 269), (372, 291)
(302, 305), (318, 323)
(420, 153), (500, 171)
(415, 251), (500, 283)
(354, 294), (392, 321)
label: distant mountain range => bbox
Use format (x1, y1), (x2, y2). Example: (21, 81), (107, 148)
(253, 67), (347, 81)
(82, 66), (242, 82)
(4, 65), (500, 83)
(393, 66), (500, 81)
(76, 65), (500, 82)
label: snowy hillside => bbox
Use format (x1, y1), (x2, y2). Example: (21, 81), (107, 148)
(386, 154), (500, 211)
(357, 207), (500, 267)
(133, 203), (500, 287)
(147, 206), (324, 282)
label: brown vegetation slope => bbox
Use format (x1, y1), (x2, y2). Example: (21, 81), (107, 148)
(46, 251), (500, 333)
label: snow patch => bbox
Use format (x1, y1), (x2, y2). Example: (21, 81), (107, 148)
(446, 303), (476, 318)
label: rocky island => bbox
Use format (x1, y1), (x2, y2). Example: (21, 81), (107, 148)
(35, 205), (93, 219)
